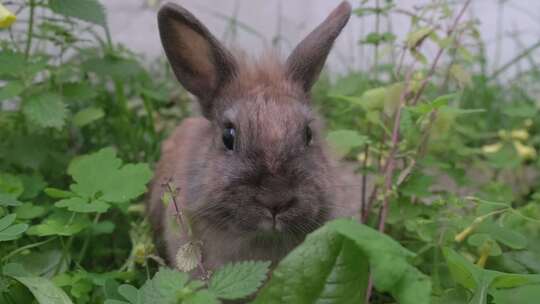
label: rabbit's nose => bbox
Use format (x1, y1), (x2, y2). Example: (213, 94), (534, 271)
(257, 195), (297, 217)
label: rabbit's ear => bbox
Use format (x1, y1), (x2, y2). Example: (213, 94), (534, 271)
(286, 1), (351, 92)
(158, 3), (237, 116)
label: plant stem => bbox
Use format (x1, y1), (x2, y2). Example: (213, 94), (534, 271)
(77, 213), (101, 264)
(410, 0), (472, 106)
(1, 237), (57, 262)
(378, 0), (472, 234)
(24, 0), (36, 59)
(164, 182), (209, 279)
(377, 65), (415, 232)
(490, 40), (540, 79)
(373, 0), (381, 80)
(360, 124), (371, 219)
(54, 236), (73, 276)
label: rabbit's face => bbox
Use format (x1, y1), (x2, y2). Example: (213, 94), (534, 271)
(158, 1), (352, 242)
(199, 89), (334, 239)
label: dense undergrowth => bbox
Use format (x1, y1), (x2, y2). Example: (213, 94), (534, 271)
(1, 0), (540, 303)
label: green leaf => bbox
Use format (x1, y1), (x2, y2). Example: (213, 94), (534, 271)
(61, 82), (98, 101)
(90, 220), (115, 235)
(467, 233), (502, 256)
(82, 56), (144, 81)
(327, 130), (368, 158)
(328, 219), (431, 304)
(73, 107), (105, 127)
(501, 104), (537, 118)
(407, 27), (433, 49)
(15, 203), (46, 220)
(478, 221), (527, 249)
(450, 64), (472, 88)
(48, 0), (107, 27)
(44, 188), (74, 199)
(0, 173), (24, 198)
(68, 148), (153, 203)
(400, 173), (434, 197)
(360, 32), (396, 45)
(112, 284), (141, 304)
(0, 192), (22, 206)
(12, 250), (67, 277)
(0, 81), (24, 101)
(0, 51), (26, 76)
(27, 211), (90, 236)
(139, 268), (189, 304)
(5, 275), (73, 304)
(23, 92), (67, 129)
(254, 226), (369, 303)
(184, 289), (219, 304)
(55, 197), (110, 213)
(19, 174), (47, 200)
(491, 284), (540, 304)
(209, 261), (270, 300)
(443, 248), (540, 303)
(0, 214), (28, 241)
(0, 213), (16, 231)
(410, 93), (457, 115)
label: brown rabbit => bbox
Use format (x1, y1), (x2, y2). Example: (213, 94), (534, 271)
(148, 1), (358, 276)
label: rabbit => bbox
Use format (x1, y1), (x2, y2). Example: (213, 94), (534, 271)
(148, 1), (359, 277)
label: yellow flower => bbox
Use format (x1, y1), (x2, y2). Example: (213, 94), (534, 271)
(524, 119), (533, 128)
(510, 129), (529, 141)
(513, 141), (537, 160)
(481, 142), (502, 154)
(0, 4), (16, 28)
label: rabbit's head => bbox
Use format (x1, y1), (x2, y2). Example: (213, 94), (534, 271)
(158, 2), (351, 241)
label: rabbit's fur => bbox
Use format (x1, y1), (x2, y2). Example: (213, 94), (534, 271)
(148, 1), (359, 275)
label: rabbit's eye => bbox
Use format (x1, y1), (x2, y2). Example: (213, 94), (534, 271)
(305, 126), (313, 146)
(222, 127), (236, 150)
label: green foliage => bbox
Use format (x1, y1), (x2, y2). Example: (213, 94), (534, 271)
(48, 0), (107, 27)
(208, 261), (270, 300)
(256, 219), (431, 304)
(1, 0), (540, 303)
(5, 274), (73, 304)
(255, 225), (369, 304)
(443, 248), (540, 302)
(105, 262), (270, 304)
(22, 92), (67, 129)
(0, 214), (28, 241)
(66, 147), (153, 207)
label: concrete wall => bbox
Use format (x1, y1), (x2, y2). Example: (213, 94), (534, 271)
(95, 1), (540, 75)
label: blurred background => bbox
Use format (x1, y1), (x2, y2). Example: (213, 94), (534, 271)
(106, 0), (540, 76)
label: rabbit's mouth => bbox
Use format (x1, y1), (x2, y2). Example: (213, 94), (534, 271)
(256, 212), (285, 234)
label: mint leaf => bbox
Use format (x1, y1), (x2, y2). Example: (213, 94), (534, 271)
(209, 261), (270, 300)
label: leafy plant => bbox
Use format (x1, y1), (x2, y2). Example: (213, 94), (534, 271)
(1, 0), (540, 303)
